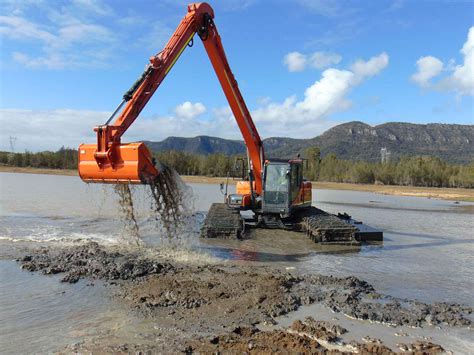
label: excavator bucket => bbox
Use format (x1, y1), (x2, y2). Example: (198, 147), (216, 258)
(78, 142), (159, 184)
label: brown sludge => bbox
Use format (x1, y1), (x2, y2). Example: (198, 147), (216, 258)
(185, 317), (444, 354)
(18, 243), (467, 353)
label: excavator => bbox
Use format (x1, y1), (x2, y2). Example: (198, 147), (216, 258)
(79, 2), (379, 245)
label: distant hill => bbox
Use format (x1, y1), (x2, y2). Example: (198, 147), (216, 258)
(145, 122), (474, 164)
(144, 136), (245, 156)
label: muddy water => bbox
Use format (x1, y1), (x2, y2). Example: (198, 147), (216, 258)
(1, 172), (473, 353)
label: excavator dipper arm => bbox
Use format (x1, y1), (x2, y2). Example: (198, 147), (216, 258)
(79, 2), (264, 194)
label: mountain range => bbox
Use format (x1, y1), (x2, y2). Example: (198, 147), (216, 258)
(144, 121), (474, 164)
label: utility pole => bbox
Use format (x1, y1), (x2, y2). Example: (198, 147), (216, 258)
(9, 136), (17, 153)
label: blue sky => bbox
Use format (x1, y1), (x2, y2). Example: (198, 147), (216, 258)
(0, 0), (473, 151)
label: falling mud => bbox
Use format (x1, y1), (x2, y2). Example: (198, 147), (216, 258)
(113, 164), (193, 244)
(114, 184), (141, 247)
(148, 164), (192, 239)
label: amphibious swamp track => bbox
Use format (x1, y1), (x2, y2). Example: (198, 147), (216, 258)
(295, 207), (359, 245)
(200, 203), (244, 239)
(201, 203), (359, 245)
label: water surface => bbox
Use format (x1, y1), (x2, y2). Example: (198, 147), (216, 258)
(1, 172), (473, 353)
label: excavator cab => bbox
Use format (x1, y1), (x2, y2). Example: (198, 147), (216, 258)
(262, 160), (312, 216)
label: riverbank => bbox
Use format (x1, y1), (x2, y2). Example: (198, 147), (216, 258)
(1, 166), (473, 202)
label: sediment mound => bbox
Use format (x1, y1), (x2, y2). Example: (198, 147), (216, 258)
(305, 274), (473, 328)
(184, 318), (443, 354)
(19, 242), (174, 283)
(18, 242), (472, 329)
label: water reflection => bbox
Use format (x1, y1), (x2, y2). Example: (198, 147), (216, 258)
(199, 246), (362, 262)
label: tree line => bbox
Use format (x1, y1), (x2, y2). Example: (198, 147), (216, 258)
(303, 147), (473, 188)
(0, 147), (78, 170)
(1, 147), (473, 188)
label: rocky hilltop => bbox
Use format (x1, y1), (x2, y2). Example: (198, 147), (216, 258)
(145, 122), (474, 163)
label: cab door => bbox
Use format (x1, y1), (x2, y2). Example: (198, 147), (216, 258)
(289, 162), (301, 205)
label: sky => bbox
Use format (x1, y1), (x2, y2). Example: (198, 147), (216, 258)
(0, 0), (473, 152)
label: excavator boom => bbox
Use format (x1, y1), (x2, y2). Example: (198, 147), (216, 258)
(78, 2), (264, 193)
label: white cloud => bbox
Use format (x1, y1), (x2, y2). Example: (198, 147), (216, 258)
(447, 26), (474, 96)
(174, 102), (207, 119)
(283, 50), (343, 71)
(71, 0), (114, 17)
(138, 21), (173, 51)
(0, 108), (109, 151)
(283, 51), (307, 72)
(1, 53), (389, 151)
(295, 0), (343, 17)
(0, 105), (219, 152)
(12, 52), (69, 69)
(351, 52), (389, 80)
(411, 56), (444, 87)
(310, 51), (342, 69)
(0, 2), (116, 69)
(411, 26), (474, 96)
(58, 23), (112, 43)
(0, 15), (56, 43)
(255, 52), (389, 136)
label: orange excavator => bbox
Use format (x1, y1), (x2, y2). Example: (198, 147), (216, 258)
(78, 2), (374, 244)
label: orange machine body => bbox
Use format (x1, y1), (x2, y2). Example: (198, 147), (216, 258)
(235, 180), (256, 207)
(235, 180), (255, 195)
(291, 180), (312, 208)
(78, 143), (158, 184)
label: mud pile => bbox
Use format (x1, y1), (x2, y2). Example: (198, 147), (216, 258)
(185, 318), (443, 354)
(120, 264), (312, 327)
(185, 324), (325, 353)
(18, 242), (472, 330)
(19, 242), (173, 283)
(305, 274), (473, 327)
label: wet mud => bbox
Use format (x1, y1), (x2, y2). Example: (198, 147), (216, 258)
(18, 242), (471, 353)
(185, 318), (444, 354)
(19, 242), (174, 283)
